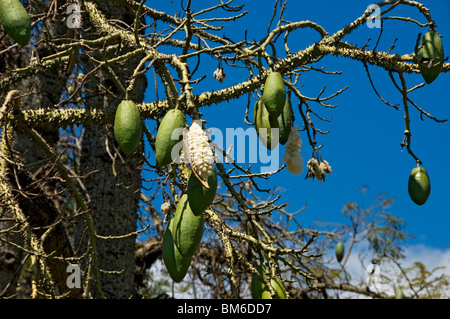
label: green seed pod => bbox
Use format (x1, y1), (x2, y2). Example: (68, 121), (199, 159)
(172, 194), (204, 258)
(254, 100), (279, 151)
(268, 277), (287, 299)
(251, 264), (287, 299)
(0, 0), (31, 46)
(114, 100), (142, 155)
(408, 166), (431, 205)
(418, 30), (444, 84)
(187, 166), (218, 216)
(262, 71), (286, 118)
(277, 99), (292, 145)
(335, 241), (345, 263)
(251, 273), (265, 299)
(155, 109), (186, 166)
(162, 219), (192, 283)
(395, 289), (405, 299)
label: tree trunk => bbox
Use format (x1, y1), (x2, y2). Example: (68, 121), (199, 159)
(77, 0), (147, 298)
(0, 1), (74, 298)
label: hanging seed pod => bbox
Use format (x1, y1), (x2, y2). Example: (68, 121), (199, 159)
(155, 109), (186, 166)
(0, 0), (31, 46)
(171, 194), (204, 258)
(251, 264), (287, 299)
(114, 100), (142, 155)
(187, 166), (218, 216)
(277, 99), (292, 145)
(262, 71), (286, 118)
(335, 241), (345, 263)
(417, 30), (444, 84)
(162, 218), (192, 283)
(395, 289), (406, 299)
(408, 166), (431, 205)
(254, 100), (279, 151)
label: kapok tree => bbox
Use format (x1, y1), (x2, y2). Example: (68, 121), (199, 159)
(0, 0), (448, 299)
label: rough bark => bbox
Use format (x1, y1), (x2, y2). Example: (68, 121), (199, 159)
(0, 1), (71, 298)
(76, 0), (147, 298)
(5, 164), (81, 298)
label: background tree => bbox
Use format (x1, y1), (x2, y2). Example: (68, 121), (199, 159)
(0, 0), (448, 299)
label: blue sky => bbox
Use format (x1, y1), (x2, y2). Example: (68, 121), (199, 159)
(142, 0), (450, 253)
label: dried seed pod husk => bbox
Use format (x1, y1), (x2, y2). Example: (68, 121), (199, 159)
(213, 66), (226, 83)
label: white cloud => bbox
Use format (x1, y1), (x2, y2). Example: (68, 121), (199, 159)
(339, 243), (450, 298)
(402, 244), (450, 275)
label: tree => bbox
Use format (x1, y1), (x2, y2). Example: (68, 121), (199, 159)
(0, 0), (448, 299)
